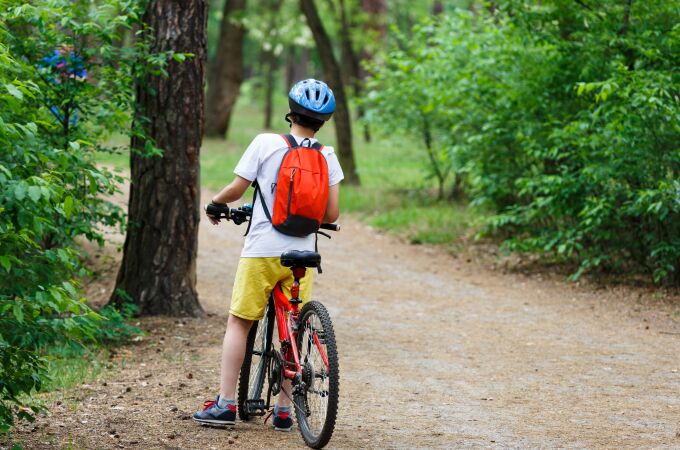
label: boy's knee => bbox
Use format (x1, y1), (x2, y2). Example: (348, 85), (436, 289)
(228, 313), (253, 330)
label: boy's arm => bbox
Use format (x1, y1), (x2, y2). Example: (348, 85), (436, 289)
(323, 183), (340, 223)
(211, 176), (251, 205)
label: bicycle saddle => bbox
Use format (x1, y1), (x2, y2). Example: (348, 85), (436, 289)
(280, 250), (321, 268)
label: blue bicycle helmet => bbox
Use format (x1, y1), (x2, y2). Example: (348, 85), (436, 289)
(288, 79), (336, 121)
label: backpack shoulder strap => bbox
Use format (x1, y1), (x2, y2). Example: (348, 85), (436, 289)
(245, 179), (276, 235)
(281, 134), (297, 148)
(252, 180), (273, 221)
(311, 141), (323, 151)
(244, 181), (259, 236)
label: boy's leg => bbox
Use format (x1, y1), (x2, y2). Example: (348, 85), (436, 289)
(220, 313), (253, 400)
(277, 380), (292, 407)
(221, 257), (275, 401)
(193, 313), (251, 425)
(195, 258), (274, 425)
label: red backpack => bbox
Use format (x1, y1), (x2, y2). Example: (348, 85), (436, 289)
(252, 134), (329, 237)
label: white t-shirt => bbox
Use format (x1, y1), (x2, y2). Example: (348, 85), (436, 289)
(234, 133), (344, 257)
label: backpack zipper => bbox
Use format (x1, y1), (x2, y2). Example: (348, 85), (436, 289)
(286, 168), (296, 215)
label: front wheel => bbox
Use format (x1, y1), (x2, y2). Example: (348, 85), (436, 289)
(294, 301), (339, 449)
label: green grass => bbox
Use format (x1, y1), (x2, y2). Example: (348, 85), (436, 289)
(371, 202), (472, 245)
(98, 90), (477, 247)
(42, 346), (107, 392)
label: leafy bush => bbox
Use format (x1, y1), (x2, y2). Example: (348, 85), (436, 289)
(364, 23), (456, 200)
(366, 2), (680, 284)
(0, 0), (155, 433)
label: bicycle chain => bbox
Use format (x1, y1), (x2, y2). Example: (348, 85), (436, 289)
(268, 350), (283, 396)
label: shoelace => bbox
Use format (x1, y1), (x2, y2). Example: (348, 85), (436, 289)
(263, 408), (273, 425)
(263, 407), (290, 425)
(202, 399), (217, 410)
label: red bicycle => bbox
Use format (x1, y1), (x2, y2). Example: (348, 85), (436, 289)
(206, 203), (340, 449)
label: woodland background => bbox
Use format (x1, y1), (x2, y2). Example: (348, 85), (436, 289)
(0, 0), (678, 437)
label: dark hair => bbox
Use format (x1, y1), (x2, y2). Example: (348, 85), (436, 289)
(285, 112), (324, 132)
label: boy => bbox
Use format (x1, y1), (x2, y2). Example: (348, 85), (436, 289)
(193, 79), (343, 431)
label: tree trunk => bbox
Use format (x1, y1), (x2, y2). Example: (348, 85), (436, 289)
(286, 46), (309, 88)
(432, 0), (444, 16)
(111, 0), (207, 317)
(337, 0), (370, 142)
(263, 48), (277, 129)
(205, 0), (246, 138)
(359, 0), (386, 142)
(618, 0), (635, 70)
(360, 0), (386, 80)
(262, 0), (285, 129)
(300, 0), (359, 184)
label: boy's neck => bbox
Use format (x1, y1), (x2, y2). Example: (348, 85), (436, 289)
(290, 123), (315, 139)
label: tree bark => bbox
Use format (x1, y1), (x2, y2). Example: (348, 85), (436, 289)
(263, 48), (277, 129)
(335, 0), (358, 89)
(111, 0), (207, 317)
(300, 0), (359, 184)
(286, 46), (309, 88)
(359, 0), (386, 142)
(205, 0), (246, 138)
(336, 0), (371, 142)
(618, 0), (635, 70)
(262, 0), (285, 129)
(432, 0), (443, 16)
(360, 0), (386, 80)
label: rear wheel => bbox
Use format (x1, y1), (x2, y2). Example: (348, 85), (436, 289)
(237, 298), (274, 421)
(294, 301), (339, 449)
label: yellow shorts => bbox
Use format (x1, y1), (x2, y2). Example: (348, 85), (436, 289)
(229, 257), (314, 321)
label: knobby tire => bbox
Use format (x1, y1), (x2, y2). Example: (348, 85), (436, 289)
(294, 300), (339, 449)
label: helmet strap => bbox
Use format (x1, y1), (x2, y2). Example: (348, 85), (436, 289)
(285, 112), (293, 127)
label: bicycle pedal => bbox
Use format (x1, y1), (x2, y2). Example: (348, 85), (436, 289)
(245, 399), (267, 416)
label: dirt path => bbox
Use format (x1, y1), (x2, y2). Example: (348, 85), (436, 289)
(11, 194), (680, 449)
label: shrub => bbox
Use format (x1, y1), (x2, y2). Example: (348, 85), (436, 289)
(0, 0), (159, 433)
(366, 2), (680, 283)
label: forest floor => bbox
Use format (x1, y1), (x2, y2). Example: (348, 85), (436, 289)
(8, 190), (680, 449)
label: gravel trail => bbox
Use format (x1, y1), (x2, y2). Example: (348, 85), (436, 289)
(10, 195), (680, 449)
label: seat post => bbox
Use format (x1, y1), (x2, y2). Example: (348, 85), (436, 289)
(289, 266), (306, 304)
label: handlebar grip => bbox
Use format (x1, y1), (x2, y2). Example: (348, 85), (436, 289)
(320, 223), (340, 232)
(205, 203), (230, 219)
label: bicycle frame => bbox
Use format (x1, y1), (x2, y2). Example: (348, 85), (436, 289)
(271, 270), (330, 382)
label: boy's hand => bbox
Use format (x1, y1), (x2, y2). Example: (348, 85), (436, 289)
(205, 202), (228, 225)
(206, 211), (220, 225)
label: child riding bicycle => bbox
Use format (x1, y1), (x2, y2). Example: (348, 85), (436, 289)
(193, 79), (344, 432)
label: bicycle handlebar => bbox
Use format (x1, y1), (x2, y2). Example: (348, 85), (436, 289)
(204, 203), (340, 231)
(320, 223), (340, 232)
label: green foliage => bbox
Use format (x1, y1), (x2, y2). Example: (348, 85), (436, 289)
(0, 0), (153, 434)
(367, 2), (680, 284)
(364, 22), (459, 199)
(94, 299), (140, 344)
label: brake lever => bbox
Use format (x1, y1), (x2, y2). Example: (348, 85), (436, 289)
(231, 213), (246, 225)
